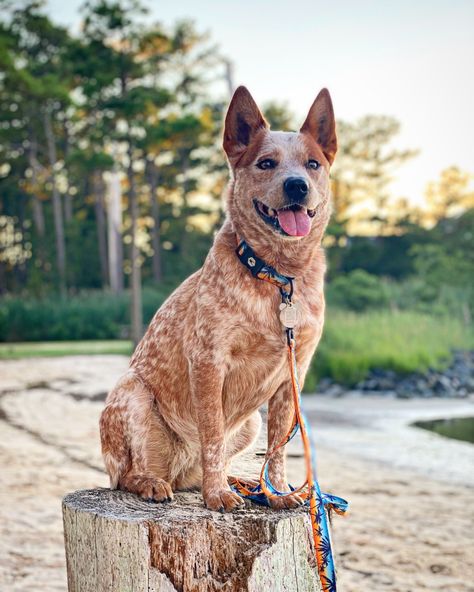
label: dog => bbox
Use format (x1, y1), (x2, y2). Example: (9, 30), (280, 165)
(100, 86), (337, 512)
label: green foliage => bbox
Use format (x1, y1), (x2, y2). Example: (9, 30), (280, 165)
(0, 0), (227, 296)
(0, 286), (172, 341)
(407, 212), (474, 314)
(305, 309), (474, 388)
(328, 209), (474, 316)
(262, 101), (295, 131)
(326, 270), (472, 321)
(326, 269), (389, 312)
(331, 115), (417, 232)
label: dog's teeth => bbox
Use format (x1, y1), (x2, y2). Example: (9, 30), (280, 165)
(269, 208), (277, 217)
(307, 208), (316, 218)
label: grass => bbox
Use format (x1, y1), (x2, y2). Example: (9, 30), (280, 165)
(0, 340), (133, 359)
(1, 310), (472, 389)
(305, 309), (474, 388)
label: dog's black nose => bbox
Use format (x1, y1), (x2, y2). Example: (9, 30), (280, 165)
(283, 177), (309, 203)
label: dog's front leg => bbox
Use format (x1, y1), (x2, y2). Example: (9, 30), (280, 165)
(190, 358), (244, 512)
(266, 381), (305, 509)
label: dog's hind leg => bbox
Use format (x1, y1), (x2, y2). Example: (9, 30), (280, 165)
(226, 410), (262, 488)
(100, 371), (174, 502)
(171, 411), (262, 499)
(226, 410), (262, 461)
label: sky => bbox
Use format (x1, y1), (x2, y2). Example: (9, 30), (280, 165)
(46, 0), (474, 206)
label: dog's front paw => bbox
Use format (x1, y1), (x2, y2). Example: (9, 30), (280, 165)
(203, 487), (244, 513)
(268, 491), (305, 510)
(120, 474), (174, 503)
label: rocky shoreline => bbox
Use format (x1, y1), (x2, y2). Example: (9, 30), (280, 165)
(317, 349), (474, 399)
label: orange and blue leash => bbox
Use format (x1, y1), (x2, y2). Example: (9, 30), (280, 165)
(232, 238), (348, 592)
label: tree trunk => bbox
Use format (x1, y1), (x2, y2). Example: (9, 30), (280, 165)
(106, 168), (124, 293)
(149, 164), (162, 283)
(43, 107), (67, 296)
(64, 193), (73, 223)
(63, 121), (73, 222)
(128, 147), (143, 346)
(62, 488), (321, 592)
(93, 171), (109, 288)
(28, 136), (45, 237)
(0, 261), (5, 295)
(180, 152), (191, 261)
(224, 58), (236, 98)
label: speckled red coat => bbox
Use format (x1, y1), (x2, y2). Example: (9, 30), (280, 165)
(100, 86), (337, 512)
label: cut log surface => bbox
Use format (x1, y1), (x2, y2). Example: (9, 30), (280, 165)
(63, 488), (321, 592)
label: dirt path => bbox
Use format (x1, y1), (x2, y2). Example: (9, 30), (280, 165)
(0, 356), (473, 591)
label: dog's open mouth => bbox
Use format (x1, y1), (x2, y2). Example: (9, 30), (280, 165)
(253, 199), (316, 237)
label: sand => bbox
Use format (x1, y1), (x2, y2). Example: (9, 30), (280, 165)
(0, 355), (473, 592)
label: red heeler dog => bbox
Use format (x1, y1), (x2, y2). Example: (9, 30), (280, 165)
(100, 86), (337, 512)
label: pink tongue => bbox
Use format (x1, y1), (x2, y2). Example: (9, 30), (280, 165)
(277, 209), (311, 237)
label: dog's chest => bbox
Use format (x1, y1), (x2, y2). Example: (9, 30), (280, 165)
(222, 297), (321, 421)
(222, 330), (286, 420)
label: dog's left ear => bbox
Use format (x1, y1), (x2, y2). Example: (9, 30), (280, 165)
(300, 89), (337, 165)
(223, 86), (268, 166)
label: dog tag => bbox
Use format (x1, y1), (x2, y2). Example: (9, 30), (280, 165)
(279, 301), (299, 329)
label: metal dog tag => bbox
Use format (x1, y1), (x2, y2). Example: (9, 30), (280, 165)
(279, 301), (299, 329)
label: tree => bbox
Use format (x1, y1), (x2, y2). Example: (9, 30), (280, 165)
(0, 1), (74, 295)
(424, 166), (474, 226)
(262, 102), (295, 131)
(331, 116), (417, 235)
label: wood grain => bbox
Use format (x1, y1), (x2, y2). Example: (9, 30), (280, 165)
(63, 488), (321, 592)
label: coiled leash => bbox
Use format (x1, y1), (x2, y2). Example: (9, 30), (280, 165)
(231, 239), (348, 592)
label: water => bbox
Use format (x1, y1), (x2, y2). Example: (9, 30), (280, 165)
(414, 416), (474, 444)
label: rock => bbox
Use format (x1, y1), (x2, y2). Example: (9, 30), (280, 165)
(327, 349), (474, 399)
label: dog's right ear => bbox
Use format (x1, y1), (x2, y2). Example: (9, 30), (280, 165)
(223, 86), (268, 166)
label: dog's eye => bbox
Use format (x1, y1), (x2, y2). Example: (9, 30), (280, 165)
(307, 159), (320, 170)
(256, 158), (277, 170)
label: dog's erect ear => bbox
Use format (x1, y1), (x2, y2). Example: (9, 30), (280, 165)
(300, 89), (337, 165)
(223, 86), (268, 165)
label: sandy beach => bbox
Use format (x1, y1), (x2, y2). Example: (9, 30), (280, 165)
(0, 355), (473, 592)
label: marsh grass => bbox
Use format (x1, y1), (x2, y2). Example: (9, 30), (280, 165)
(306, 309), (474, 388)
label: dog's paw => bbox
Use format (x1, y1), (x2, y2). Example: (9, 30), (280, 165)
(268, 491), (305, 510)
(203, 487), (244, 513)
(122, 474), (174, 503)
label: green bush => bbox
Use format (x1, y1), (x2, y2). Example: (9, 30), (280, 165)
(327, 270), (472, 318)
(326, 269), (390, 312)
(0, 287), (172, 342)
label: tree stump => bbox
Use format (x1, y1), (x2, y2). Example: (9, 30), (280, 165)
(63, 488), (321, 592)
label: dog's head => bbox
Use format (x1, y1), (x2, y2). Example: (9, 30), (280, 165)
(224, 86), (336, 245)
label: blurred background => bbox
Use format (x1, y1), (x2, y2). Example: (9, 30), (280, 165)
(0, 0), (473, 390)
(0, 2), (473, 590)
